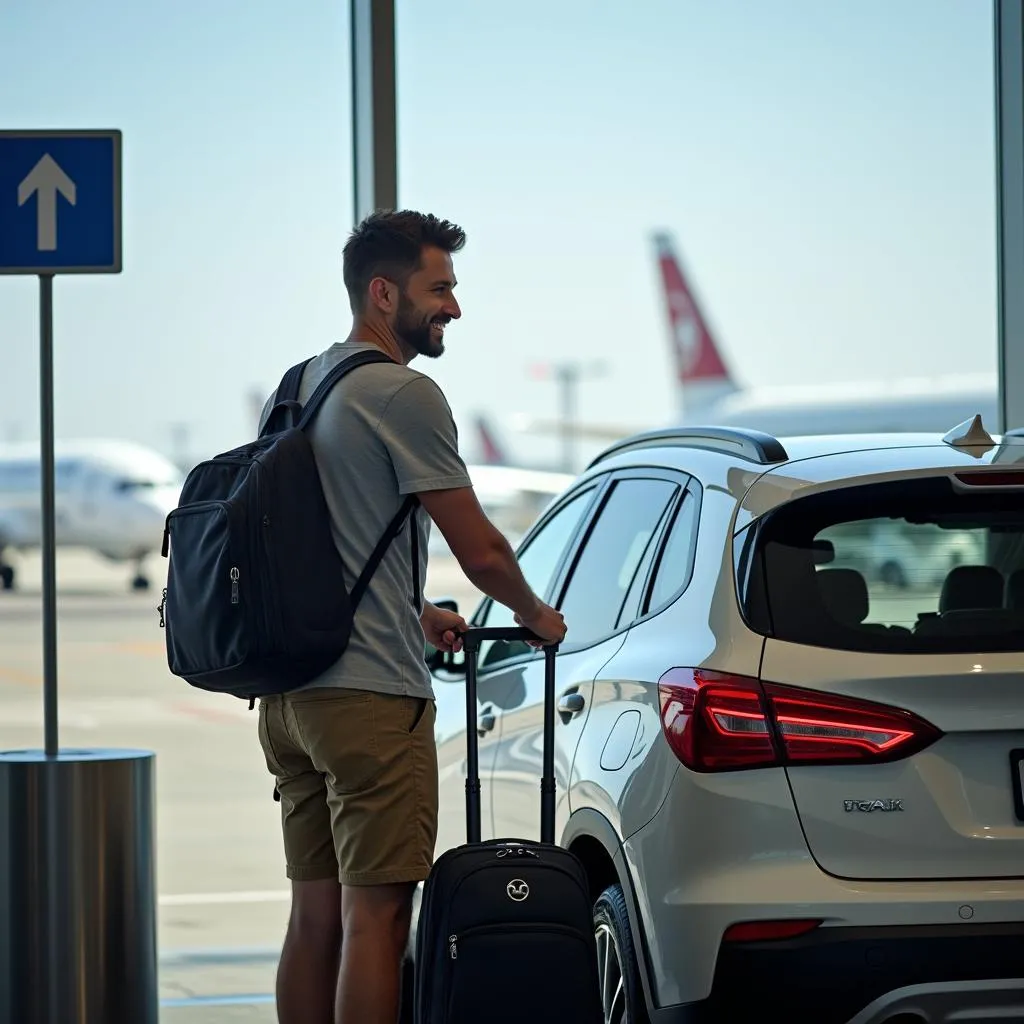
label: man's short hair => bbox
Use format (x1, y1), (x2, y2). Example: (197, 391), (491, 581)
(342, 210), (466, 313)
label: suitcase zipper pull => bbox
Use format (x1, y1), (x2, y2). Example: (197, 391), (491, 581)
(449, 934), (457, 960)
(230, 566), (240, 604)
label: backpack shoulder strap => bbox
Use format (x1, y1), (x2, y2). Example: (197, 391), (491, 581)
(349, 495), (419, 611)
(285, 348), (412, 608)
(296, 349), (396, 432)
(277, 358), (312, 403)
(259, 357), (315, 436)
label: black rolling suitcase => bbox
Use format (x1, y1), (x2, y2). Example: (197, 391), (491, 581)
(413, 627), (605, 1024)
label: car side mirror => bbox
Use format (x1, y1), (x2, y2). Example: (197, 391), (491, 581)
(424, 596), (466, 674)
(425, 646), (447, 672)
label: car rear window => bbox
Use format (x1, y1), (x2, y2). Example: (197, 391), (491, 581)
(737, 475), (1024, 653)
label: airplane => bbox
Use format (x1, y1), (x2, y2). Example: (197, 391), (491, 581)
(0, 439), (183, 592)
(472, 414), (508, 466)
(522, 232), (999, 443)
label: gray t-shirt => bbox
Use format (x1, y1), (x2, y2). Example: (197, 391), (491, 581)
(259, 341), (472, 699)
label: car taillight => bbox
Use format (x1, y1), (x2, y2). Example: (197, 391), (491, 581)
(658, 669), (941, 772)
(658, 669), (778, 771)
(762, 682), (941, 763)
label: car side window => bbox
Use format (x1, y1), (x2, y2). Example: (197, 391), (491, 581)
(478, 486), (596, 666)
(615, 496), (676, 629)
(644, 488), (701, 614)
(556, 478), (679, 647)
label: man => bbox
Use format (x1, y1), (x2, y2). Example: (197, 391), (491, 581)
(256, 209), (567, 1024)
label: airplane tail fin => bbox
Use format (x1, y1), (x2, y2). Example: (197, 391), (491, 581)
(652, 232), (737, 417)
(473, 414), (508, 466)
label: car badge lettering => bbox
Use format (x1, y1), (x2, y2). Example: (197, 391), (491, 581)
(844, 799), (904, 813)
(506, 878), (529, 902)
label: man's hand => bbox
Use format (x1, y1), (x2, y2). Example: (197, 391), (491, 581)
(514, 602), (567, 648)
(421, 602), (469, 653)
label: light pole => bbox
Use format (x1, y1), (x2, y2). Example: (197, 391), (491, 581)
(529, 360), (607, 473)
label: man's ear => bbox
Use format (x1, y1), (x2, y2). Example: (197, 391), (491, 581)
(368, 276), (394, 313)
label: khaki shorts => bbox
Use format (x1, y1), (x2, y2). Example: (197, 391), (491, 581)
(257, 687), (438, 886)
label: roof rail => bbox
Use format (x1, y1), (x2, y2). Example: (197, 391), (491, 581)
(587, 426), (789, 469)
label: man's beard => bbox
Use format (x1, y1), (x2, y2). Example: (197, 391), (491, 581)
(395, 293), (444, 359)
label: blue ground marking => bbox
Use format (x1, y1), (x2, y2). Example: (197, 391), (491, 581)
(160, 994), (275, 1008)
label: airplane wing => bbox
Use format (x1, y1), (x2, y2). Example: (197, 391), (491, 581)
(510, 416), (644, 445)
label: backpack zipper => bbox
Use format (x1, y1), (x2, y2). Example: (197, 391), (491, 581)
(252, 464), (283, 656)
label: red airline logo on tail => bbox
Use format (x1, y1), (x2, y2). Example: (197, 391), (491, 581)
(473, 415), (507, 466)
(653, 233), (733, 387)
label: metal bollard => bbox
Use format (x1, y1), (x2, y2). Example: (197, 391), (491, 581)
(0, 748), (158, 1024)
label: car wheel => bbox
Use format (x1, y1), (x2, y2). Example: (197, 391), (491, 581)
(594, 883), (648, 1024)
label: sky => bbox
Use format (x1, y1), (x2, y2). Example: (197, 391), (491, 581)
(0, 0), (998, 472)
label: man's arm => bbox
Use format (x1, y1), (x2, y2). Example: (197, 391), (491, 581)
(415, 487), (542, 622)
(377, 375), (565, 643)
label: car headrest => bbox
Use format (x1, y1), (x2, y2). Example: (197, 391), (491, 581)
(939, 565), (1004, 613)
(1006, 569), (1024, 610)
(763, 541), (818, 590)
(812, 540), (835, 565)
(817, 568), (869, 626)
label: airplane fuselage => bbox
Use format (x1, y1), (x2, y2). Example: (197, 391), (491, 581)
(691, 374), (1000, 437)
(0, 440), (182, 588)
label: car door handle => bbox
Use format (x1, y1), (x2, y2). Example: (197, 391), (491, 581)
(557, 692), (585, 716)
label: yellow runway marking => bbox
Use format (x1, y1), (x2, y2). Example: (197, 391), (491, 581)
(0, 666), (42, 687)
(90, 641), (166, 656)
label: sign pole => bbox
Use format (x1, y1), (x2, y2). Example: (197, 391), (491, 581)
(39, 271), (58, 757)
(0, 128), (158, 1024)
(38, 270), (63, 1023)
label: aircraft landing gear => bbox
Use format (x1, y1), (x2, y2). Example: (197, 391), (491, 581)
(131, 559), (150, 592)
(0, 546), (13, 590)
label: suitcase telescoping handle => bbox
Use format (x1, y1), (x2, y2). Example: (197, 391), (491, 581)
(458, 627), (560, 846)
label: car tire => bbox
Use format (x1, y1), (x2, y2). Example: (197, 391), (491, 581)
(593, 883), (649, 1024)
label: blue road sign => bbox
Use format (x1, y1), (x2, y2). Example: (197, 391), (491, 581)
(0, 130), (122, 275)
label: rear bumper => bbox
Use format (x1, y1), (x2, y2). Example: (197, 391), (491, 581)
(657, 923), (1024, 1024)
(623, 767), (1024, 1010)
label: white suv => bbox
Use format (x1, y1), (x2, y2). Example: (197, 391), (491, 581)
(421, 420), (1024, 1024)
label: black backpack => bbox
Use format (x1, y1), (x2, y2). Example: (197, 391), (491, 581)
(158, 349), (419, 705)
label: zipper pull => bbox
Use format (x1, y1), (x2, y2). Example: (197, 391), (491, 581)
(449, 934), (457, 960)
(230, 567), (240, 604)
(157, 588), (167, 628)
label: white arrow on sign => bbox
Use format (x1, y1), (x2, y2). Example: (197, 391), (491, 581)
(17, 153), (77, 252)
